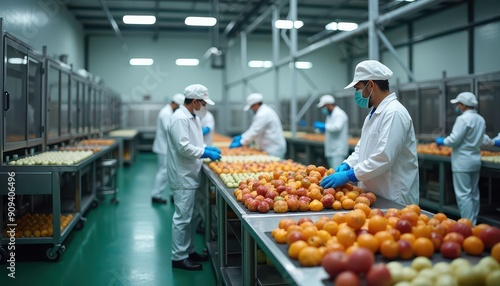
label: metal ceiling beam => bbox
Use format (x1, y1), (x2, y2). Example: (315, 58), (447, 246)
(225, 0), (268, 38)
(99, 0), (128, 54)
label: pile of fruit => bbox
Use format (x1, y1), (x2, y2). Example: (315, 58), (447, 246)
(208, 160), (305, 175)
(217, 146), (267, 156)
(59, 146), (102, 153)
(301, 133), (325, 142)
(271, 205), (500, 268)
(7, 150), (94, 165)
(417, 143), (452, 156)
(481, 151), (500, 164)
(232, 164), (374, 213)
(4, 212), (74, 238)
(218, 155), (280, 163)
(79, 139), (115, 145)
(212, 133), (232, 142)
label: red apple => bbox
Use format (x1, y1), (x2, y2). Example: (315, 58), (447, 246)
(264, 198), (274, 209)
(323, 188), (336, 196)
(440, 241), (462, 259)
(298, 200), (310, 212)
(286, 196), (300, 211)
(254, 195), (265, 202)
(334, 271), (361, 286)
(256, 185), (268, 197)
(397, 239), (413, 260)
(443, 232), (464, 246)
(275, 185), (286, 194)
(257, 201), (270, 213)
(287, 230), (305, 244)
(365, 263), (392, 286)
(321, 194), (335, 208)
(479, 226), (500, 249)
(347, 247), (374, 274)
(247, 199), (260, 212)
(395, 219), (412, 234)
(298, 217), (313, 226)
(265, 190), (278, 200)
(322, 251), (349, 278)
(298, 196), (311, 203)
(369, 208), (385, 218)
(450, 222), (472, 238)
(296, 187), (308, 197)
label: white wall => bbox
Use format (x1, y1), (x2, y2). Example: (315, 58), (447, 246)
(0, 0), (85, 69)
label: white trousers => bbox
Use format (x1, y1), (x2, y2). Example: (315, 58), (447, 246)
(452, 171), (480, 225)
(151, 155), (169, 199)
(326, 156), (345, 169)
(171, 188), (202, 261)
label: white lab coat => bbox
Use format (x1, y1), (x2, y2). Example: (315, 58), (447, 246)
(166, 105), (205, 190)
(201, 110), (215, 145)
(152, 104), (174, 155)
(483, 132), (500, 146)
(324, 106), (349, 161)
(241, 104), (286, 158)
(344, 93), (419, 205)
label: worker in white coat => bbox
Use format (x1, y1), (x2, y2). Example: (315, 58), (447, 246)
(313, 94), (349, 168)
(320, 60), (419, 205)
(435, 92), (486, 225)
(167, 84), (221, 271)
(229, 93), (286, 159)
(483, 132), (500, 147)
(200, 110), (215, 145)
(151, 93), (185, 204)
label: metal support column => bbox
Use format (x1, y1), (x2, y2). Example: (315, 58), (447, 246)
(368, 0), (379, 60)
(272, 5), (280, 112)
(240, 32), (248, 128)
(290, 0), (298, 137)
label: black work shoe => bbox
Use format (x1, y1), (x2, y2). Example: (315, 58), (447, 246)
(196, 226), (205, 235)
(152, 197), (167, 204)
(172, 258), (202, 271)
(189, 251), (209, 262)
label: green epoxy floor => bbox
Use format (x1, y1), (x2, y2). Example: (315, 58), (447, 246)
(0, 152), (217, 286)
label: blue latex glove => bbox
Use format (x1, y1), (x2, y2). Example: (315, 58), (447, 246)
(320, 169), (358, 188)
(313, 121), (326, 133)
(205, 146), (221, 154)
(495, 140), (500, 147)
(334, 163), (351, 173)
(201, 148), (222, 161)
(202, 126), (210, 135)
(233, 135), (242, 142)
(435, 137), (445, 146)
(229, 140), (242, 149)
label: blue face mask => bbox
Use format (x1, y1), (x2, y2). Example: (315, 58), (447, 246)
(354, 83), (372, 109)
(455, 106), (462, 115)
(321, 107), (329, 115)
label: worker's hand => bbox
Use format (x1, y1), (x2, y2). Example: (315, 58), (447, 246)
(320, 169), (358, 188)
(201, 148), (222, 161)
(202, 126), (211, 135)
(232, 134), (242, 142)
(435, 137), (445, 146)
(313, 121), (326, 133)
(205, 146), (222, 154)
(229, 140), (242, 149)
(495, 139), (500, 147)
(334, 163), (351, 173)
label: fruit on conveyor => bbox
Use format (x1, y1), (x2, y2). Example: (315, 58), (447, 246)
(7, 150), (93, 166)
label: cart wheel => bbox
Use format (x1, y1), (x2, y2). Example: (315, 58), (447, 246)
(0, 247), (7, 264)
(74, 218), (86, 230)
(91, 199), (100, 209)
(46, 247), (61, 262)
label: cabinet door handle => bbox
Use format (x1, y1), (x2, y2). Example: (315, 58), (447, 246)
(3, 91), (9, 111)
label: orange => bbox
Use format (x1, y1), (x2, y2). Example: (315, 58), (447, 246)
(315, 216), (332, 230)
(387, 216), (400, 228)
(491, 242), (500, 263)
(298, 246), (322, 267)
(274, 229), (288, 244)
(322, 221), (339, 236)
(433, 212), (447, 222)
(307, 235), (324, 248)
(332, 212), (346, 224)
(427, 218), (441, 226)
(400, 211), (419, 226)
(380, 240), (399, 259)
(472, 223), (490, 238)
(346, 209), (366, 230)
(355, 196), (372, 206)
(357, 233), (379, 253)
(385, 208), (401, 218)
(345, 243), (360, 256)
(368, 215), (388, 234)
(354, 203), (371, 217)
(457, 218), (473, 228)
(286, 225), (302, 233)
(342, 198), (355, 210)
(440, 219), (456, 233)
(300, 221), (315, 228)
(412, 237), (434, 258)
(325, 242), (345, 253)
(288, 240), (308, 259)
(399, 233), (416, 245)
(407, 204), (421, 216)
(463, 236), (484, 256)
(317, 230), (332, 245)
(332, 200), (342, 210)
(346, 191), (359, 200)
(412, 224), (432, 239)
(418, 214), (430, 224)
(334, 191), (345, 201)
(301, 225), (319, 240)
(374, 230), (395, 243)
(336, 227), (356, 248)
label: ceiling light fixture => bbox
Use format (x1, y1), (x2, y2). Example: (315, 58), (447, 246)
(129, 58), (154, 66)
(8, 57), (28, 65)
(123, 15), (156, 25)
(325, 21), (358, 31)
(175, 58), (200, 66)
(185, 17), (217, 27)
(248, 60), (273, 68)
(291, 61), (313, 69)
(275, 20), (303, 29)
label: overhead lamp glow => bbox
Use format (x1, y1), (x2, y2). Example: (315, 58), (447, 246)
(175, 58), (199, 66)
(123, 15), (156, 25)
(129, 58), (154, 66)
(185, 17), (217, 27)
(8, 57), (28, 65)
(290, 61), (313, 70)
(396, 0), (415, 2)
(275, 20), (303, 29)
(338, 22), (358, 31)
(248, 60), (273, 68)
(325, 22), (338, 31)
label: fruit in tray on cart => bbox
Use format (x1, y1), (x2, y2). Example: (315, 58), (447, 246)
(417, 143), (452, 156)
(3, 213), (74, 238)
(7, 150), (93, 165)
(79, 139), (115, 145)
(218, 154), (280, 163)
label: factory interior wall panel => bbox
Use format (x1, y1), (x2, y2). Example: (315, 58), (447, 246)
(0, 0), (85, 69)
(413, 32), (469, 81)
(413, 4), (467, 40)
(475, 0), (500, 21)
(381, 46), (410, 85)
(474, 22), (500, 74)
(87, 34), (223, 103)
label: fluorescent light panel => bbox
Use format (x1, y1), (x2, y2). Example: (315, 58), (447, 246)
(292, 61), (313, 69)
(185, 17), (217, 26)
(8, 57), (27, 64)
(275, 20), (303, 29)
(325, 21), (358, 31)
(175, 58), (199, 66)
(129, 58), (154, 66)
(123, 15), (156, 25)
(248, 60), (273, 68)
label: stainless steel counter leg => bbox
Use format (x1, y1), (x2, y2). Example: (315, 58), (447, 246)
(217, 190), (227, 268)
(242, 228), (256, 286)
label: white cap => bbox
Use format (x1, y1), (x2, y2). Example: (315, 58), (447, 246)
(450, 91), (478, 107)
(184, 84), (214, 105)
(344, 60), (393, 89)
(243, 93), (263, 111)
(317, 95), (335, 108)
(171, 93), (185, 105)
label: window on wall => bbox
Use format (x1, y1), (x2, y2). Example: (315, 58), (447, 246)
(419, 87), (441, 136)
(5, 43), (27, 144)
(477, 74), (500, 137)
(27, 56), (43, 140)
(399, 88), (418, 135)
(60, 72), (70, 136)
(47, 66), (60, 140)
